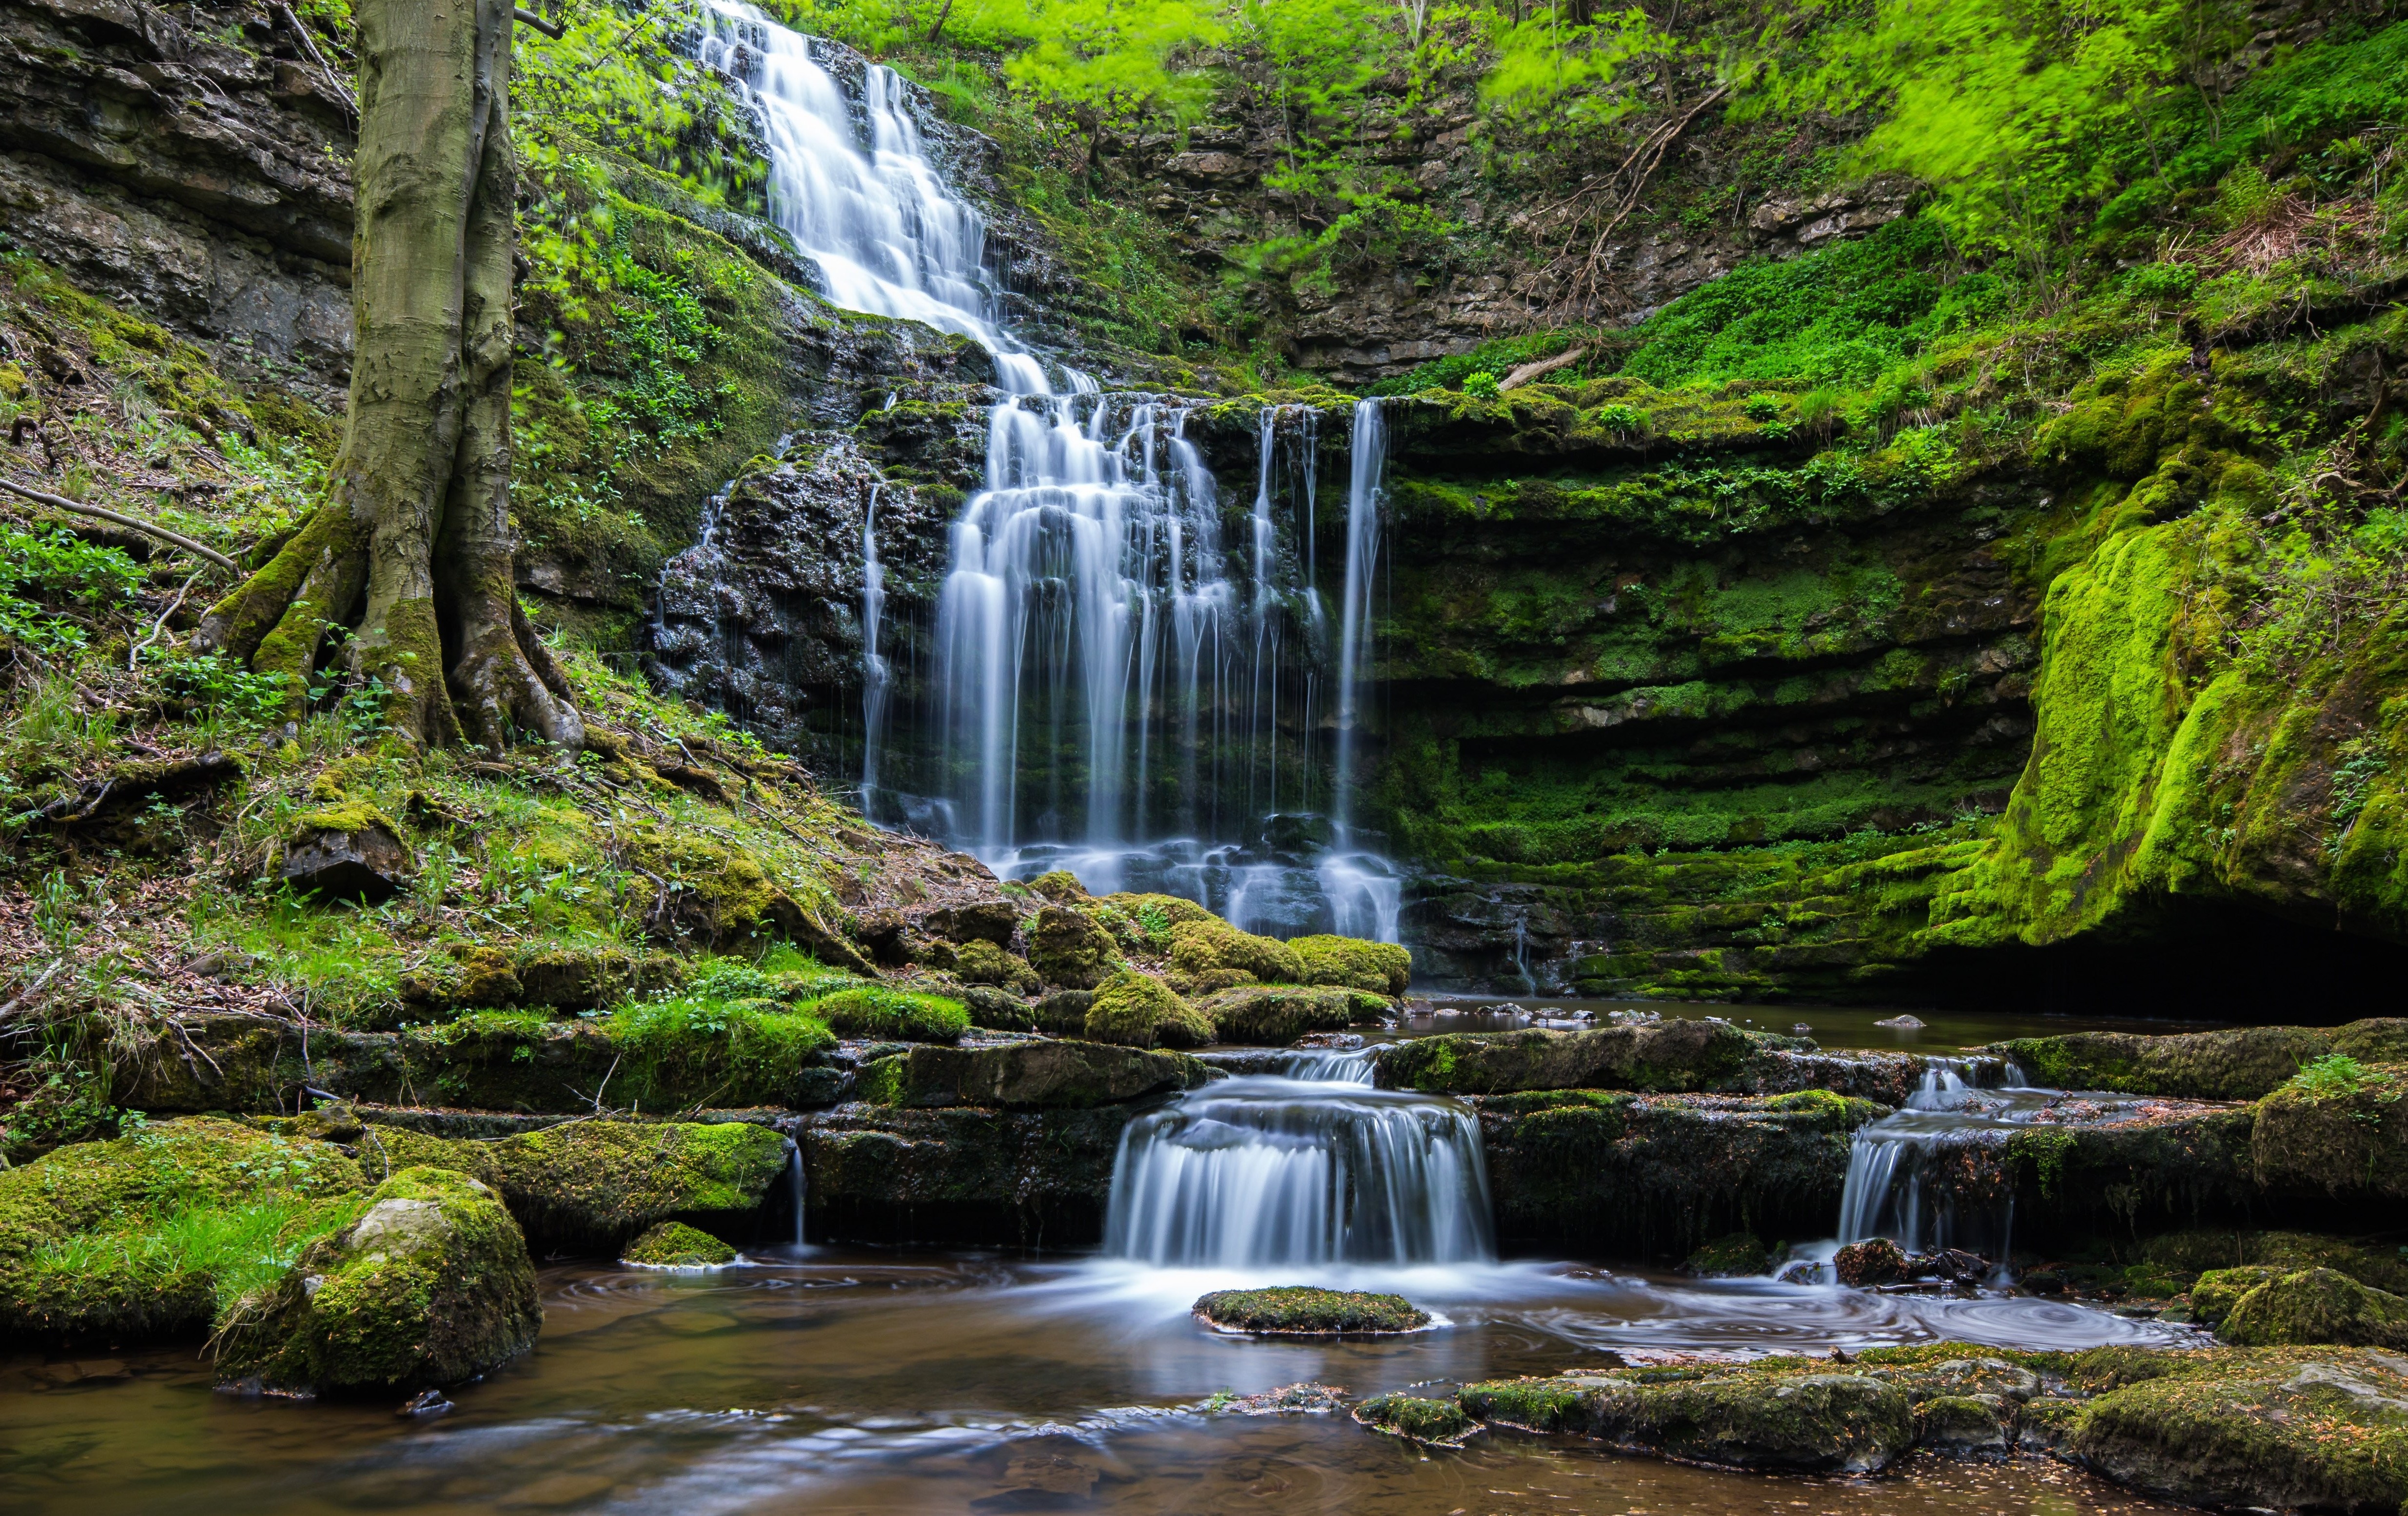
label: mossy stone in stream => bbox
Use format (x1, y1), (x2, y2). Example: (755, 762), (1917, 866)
(1166, 919), (1303, 993)
(215, 1166), (539, 1396)
(1084, 971), (1212, 1049)
(2189, 1266), (2283, 1326)
(1290, 935), (1412, 996)
(1682, 1232), (1769, 1277)
(2139, 1230), (2408, 1295)
(621, 1221), (738, 1267)
(1355, 1393), (1475, 1445)
(2218, 1268), (2408, 1349)
(1193, 1286), (1429, 1334)
(1834, 1237), (1907, 1286)
(1913, 1394), (2013, 1455)
(1462, 1366), (1917, 1472)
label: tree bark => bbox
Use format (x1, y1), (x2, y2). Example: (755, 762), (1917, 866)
(193, 0), (581, 751)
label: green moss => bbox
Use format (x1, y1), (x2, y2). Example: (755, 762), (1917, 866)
(1683, 1232), (1771, 1277)
(2190, 1266), (2284, 1326)
(607, 994), (835, 1107)
(1084, 971), (1211, 1049)
(1461, 1376), (1587, 1431)
(214, 1166), (540, 1395)
(1356, 1392), (1476, 1444)
(806, 986), (968, 1043)
(1289, 935), (1411, 996)
(1029, 905), (1118, 989)
(483, 1119), (790, 1252)
(1192, 1286), (1429, 1333)
(1166, 918), (1304, 993)
(952, 937), (1039, 992)
(2252, 1059), (2408, 1201)
(1194, 984), (1365, 1045)
(2140, 1231), (2408, 1296)
(2218, 1268), (2408, 1349)
(1462, 1366), (1917, 1472)
(621, 1220), (737, 1267)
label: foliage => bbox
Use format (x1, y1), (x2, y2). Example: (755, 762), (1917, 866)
(0, 526), (142, 658)
(2286, 1054), (2391, 1101)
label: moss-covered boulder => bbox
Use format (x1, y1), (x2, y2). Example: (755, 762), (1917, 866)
(2218, 1268), (2408, 1349)
(954, 938), (1040, 993)
(1166, 919), (1303, 993)
(1194, 984), (1370, 1045)
(1683, 1232), (1770, 1277)
(1985, 1022), (2405, 1101)
(1029, 905), (1117, 989)
(852, 1041), (1212, 1110)
(1193, 1286), (1429, 1334)
(1028, 869), (1090, 903)
(1836, 1237), (1909, 1286)
(1355, 1392), (1475, 1445)
(2066, 1346), (2408, 1512)
(2142, 1230), (2408, 1295)
(0, 1117), (369, 1342)
(1376, 1019), (1763, 1095)
(809, 985), (968, 1042)
(1463, 1367), (1917, 1473)
(1914, 1394), (2013, 1456)
(2251, 1060), (2408, 1201)
(1085, 970), (1213, 1049)
(621, 1220), (737, 1267)
(491, 1120), (788, 1254)
(2189, 1266), (2283, 1326)
(1291, 934), (1411, 996)
(283, 806), (415, 903)
(215, 1166), (539, 1396)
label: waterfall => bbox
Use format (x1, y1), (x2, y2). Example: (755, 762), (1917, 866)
(1836, 1058), (2033, 1257)
(860, 483), (890, 811)
(1103, 1065), (1493, 1269)
(1333, 399), (1386, 836)
(692, 3), (1404, 945)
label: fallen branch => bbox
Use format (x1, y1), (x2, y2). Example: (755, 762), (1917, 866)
(514, 6), (566, 38)
(1500, 346), (1589, 392)
(132, 568), (205, 671)
(0, 961), (64, 1024)
(0, 476), (237, 569)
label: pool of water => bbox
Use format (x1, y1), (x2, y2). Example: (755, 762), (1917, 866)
(1390, 999), (2228, 1052)
(2, 1249), (2202, 1516)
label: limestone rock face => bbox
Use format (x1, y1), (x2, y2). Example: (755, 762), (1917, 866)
(217, 1166), (539, 1396)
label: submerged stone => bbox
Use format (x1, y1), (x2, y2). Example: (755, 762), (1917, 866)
(1193, 1286), (1429, 1334)
(1354, 1392), (1476, 1445)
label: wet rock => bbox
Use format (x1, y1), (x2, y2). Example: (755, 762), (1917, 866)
(923, 900), (1022, 946)
(1028, 905), (1116, 989)
(852, 1040), (1211, 1110)
(1213, 1381), (1349, 1415)
(1167, 918), (1304, 993)
(1355, 1393), (1476, 1445)
(1886, 1357), (2041, 1404)
(1195, 984), (1370, 1045)
(800, 1103), (1137, 1244)
(1193, 1286), (1428, 1334)
(1085, 971), (1213, 1049)
(283, 813), (414, 902)
(2068, 1346), (2408, 1512)
(1914, 1394), (2012, 1456)
(1835, 1238), (1908, 1286)
(1462, 1367), (1916, 1473)
(1874, 1015), (1925, 1029)
(2217, 1268), (2408, 1349)
(2014, 1396), (2084, 1454)
(1373, 1019), (1763, 1095)
(1982, 1022), (2404, 1101)
(1477, 1089), (1886, 1255)
(2252, 1060), (2408, 1202)
(621, 1221), (738, 1267)
(215, 1167), (539, 1396)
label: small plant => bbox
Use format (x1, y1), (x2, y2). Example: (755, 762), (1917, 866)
(1743, 393), (1785, 420)
(1461, 370), (1501, 398)
(2287, 1053), (2389, 1099)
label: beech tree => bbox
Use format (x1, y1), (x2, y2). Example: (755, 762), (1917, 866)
(196, 0), (584, 750)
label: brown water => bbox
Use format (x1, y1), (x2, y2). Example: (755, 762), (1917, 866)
(3, 1250), (2201, 1516)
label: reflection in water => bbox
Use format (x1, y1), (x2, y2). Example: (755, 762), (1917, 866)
(2, 1253), (2200, 1516)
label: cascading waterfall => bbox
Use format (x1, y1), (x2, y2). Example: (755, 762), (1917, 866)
(693, 1), (1402, 944)
(860, 483), (890, 808)
(1103, 1060), (1494, 1269)
(1836, 1058), (2031, 1257)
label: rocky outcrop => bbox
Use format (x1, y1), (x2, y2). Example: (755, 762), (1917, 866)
(0, 0), (355, 403)
(1993, 1020), (2408, 1101)
(799, 1102), (1138, 1244)
(850, 1040), (1211, 1109)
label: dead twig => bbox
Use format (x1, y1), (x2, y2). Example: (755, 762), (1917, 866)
(0, 475), (237, 569)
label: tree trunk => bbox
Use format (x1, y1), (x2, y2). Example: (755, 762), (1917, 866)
(194, 0), (581, 751)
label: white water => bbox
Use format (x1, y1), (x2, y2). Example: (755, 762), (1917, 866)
(860, 483), (890, 808)
(698, 3), (1401, 943)
(1103, 1068), (1494, 1269)
(1836, 1059), (2031, 1256)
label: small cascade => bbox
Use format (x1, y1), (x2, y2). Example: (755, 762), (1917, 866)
(1332, 399), (1386, 837)
(860, 483), (890, 811)
(1103, 1064), (1492, 1269)
(1836, 1058), (2035, 1258)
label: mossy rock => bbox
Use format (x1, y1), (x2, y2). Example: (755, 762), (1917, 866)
(2069, 1345), (2408, 1512)
(1193, 1286), (1429, 1334)
(2218, 1268), (2408, 1349)
(1032, 989), (1094, 1036)
(850, 1041), (1212, 1110)
(1355, 1392), (1475, 1445)
(215, 1166), (539, 1396)
(954, 938), (1040, 993)
(511, 945), (684, 1011)
(1029, 905), (1117, 990)
(2142, 1230), (2408, 1296)
(2251, 1062), (2408, 1202)
(1985, 1024), (2353, 1101)
(809, 986), (968, 1042)
(1835, 1237), (1908, 1286)
(1028, 870), (1090, 903)
(2190, 1266), (2284, 1327)
(1462, 1367), (1916, 1473)
(1194, 984), (1368, 1045)
(1914, 1394), (2012, 1456)
(1375, 1020), (1763, 1095)
(1085, 970), (1212, 1049)
(1683, 1232), (1769, 1277)
(1166, 918), (1302, 993)
(1291, 934), (1411, 996)
(621, 1220), (737, 1267)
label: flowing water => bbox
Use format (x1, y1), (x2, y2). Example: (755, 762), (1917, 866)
(2, 1253), (2198, 1516)
(691, 3), (1399, 940)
